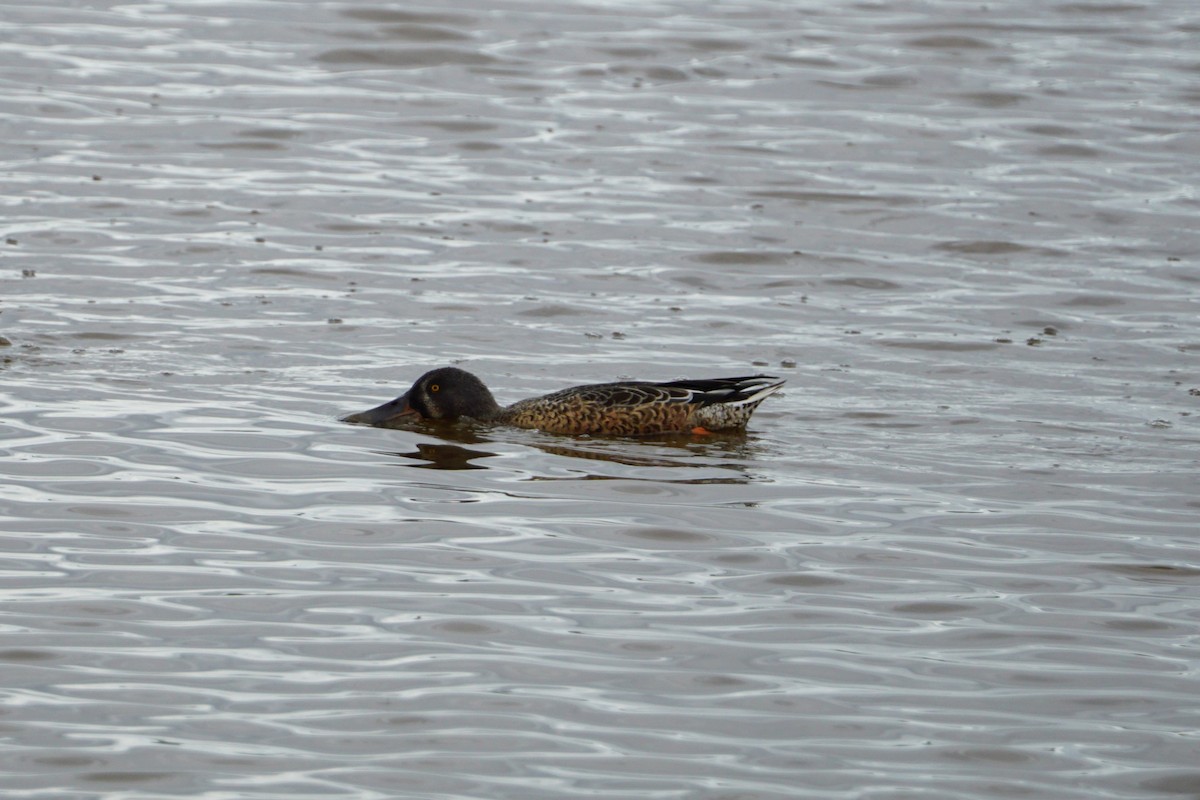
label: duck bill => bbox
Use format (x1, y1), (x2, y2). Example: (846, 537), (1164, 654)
(341, 391), (420, 426)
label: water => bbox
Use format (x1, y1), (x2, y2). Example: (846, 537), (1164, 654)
(2, 1), (1198, 798)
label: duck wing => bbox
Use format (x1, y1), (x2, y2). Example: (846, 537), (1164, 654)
(563, 375), (785, 408)
(654, 375), (785, 407)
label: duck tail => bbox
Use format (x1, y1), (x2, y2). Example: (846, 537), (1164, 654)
(663, 375), (786, 407)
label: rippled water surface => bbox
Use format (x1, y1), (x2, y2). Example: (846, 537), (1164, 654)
(2, 1), (1199, 798)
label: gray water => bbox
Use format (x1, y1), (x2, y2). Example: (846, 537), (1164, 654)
(2, 1), (1198, 798)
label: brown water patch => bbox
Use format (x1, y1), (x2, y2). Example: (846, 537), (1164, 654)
(1025, 124), (1082, 136)
(35, 756), (105, 767)
(842, 412), (895, 420)
(764, 574), (842, 588)
(934, 240), (1036, 255)
(340, 9), (473, 25)
(319, 222), (384, 233)
(457, 141), (502, 151)
(641, 66), (690, 82)
(824, 277), (903, 290)
(1037, 144), (1101, 157)
(1062, 295), (1124, 307)
(751, 189), (914, 205)
(73, 332), (138, 341)
(435, 621), (495, 635)
(66, 505), (137, 518)
(239, 128), (304, 140)
(316, 47), (496, 68)
(906, 35), (994, 49)
(681, 38), (745, 52)
(765, 54), (839, 67)
(893, 602), (977, 615)
(479, 222), (539, 233)
(517, 304), (589, 318)
(251, 267), (336, 279)
(200, 141), (285, 151)
(692, 251), (793, 265)
(862, 72), (918, 88)
(379, 25), (472, 43)
(602, 47), (658, 58)
(943, 747), (1034, 764)
(877, 340), (1000, 351)
(84, 773), (175, 784)
(1139, 773), (1200, 794)
(0, 649), (57, 662)
(1100, 619), (1173, 632)
(1057, 3), (1147, 13)
(385, 715), (432, 726)
(959, 92), (1026, 107)
(1097, 563), (1200, 582)
(623, 527), (711, 544)
(694, 674), (751, 689)
(420, 119), (498, 132)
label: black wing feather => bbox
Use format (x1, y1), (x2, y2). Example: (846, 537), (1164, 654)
(658, 375), (782, 405)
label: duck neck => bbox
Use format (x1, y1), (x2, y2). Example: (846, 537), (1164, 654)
(463, 388), (503, 421)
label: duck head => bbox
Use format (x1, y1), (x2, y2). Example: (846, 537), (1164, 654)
(341, 367), (502, 426)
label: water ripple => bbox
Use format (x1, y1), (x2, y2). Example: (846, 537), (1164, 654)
(2, 0), (1198, 798)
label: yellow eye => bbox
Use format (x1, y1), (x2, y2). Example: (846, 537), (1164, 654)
(429, 384), (440, 392)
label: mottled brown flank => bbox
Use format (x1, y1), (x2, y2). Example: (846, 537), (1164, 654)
(499, 383), (765, 435)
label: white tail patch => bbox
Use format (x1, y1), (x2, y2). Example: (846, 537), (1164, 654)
(691, 376), (786, 430)
(731, 377), (785, 407)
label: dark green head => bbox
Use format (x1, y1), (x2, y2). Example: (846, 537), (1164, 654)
(342, 367), (502, 427)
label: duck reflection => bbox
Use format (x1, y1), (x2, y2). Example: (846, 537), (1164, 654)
(369, 418), (764, 480)
(392, 442), (496, 470)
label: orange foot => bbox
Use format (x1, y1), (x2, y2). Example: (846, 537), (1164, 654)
(690, 426), (713, 435)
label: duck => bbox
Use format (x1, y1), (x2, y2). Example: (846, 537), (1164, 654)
(341, 366), (785, 436)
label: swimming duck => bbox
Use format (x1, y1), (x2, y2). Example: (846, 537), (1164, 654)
(341, 367), (785, 436)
